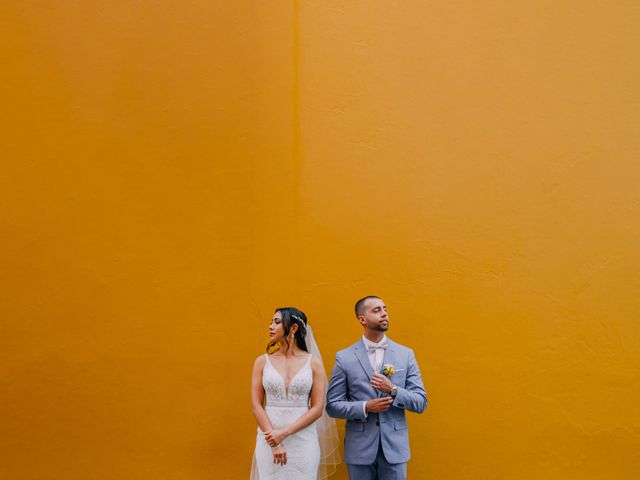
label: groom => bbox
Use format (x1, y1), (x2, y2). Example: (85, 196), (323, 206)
(326, 296), (427, 479)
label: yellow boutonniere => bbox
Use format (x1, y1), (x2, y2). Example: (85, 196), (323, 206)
(382, 363), (395, 376)
(382, 363), (405, 377)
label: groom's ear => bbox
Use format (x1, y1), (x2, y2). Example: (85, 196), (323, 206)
(356, 315), (366, 327)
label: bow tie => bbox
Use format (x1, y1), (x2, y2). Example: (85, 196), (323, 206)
(367, 342), (387, 351)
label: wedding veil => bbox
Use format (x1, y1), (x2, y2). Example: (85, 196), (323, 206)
(305, 324), (341, 479)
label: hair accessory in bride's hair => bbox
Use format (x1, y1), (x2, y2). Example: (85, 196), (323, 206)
(291, 313), (307, 335)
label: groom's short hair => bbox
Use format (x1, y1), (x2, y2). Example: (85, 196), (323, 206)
(355, 295), (380, 317)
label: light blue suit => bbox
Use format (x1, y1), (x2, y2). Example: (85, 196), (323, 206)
(326, 338), (427, 476)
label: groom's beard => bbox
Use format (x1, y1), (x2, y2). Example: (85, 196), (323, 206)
(368, 322), (389, 332)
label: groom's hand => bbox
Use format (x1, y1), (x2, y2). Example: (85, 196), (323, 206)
(370, 372), (393, 394)
(366, 396), (394, 413)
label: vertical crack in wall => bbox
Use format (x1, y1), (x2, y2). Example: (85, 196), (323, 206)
(292, 0), (302, 297)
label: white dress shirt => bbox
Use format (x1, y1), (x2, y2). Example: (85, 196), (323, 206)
(363, 334), (387, 371)
(361, 335), (388, 416)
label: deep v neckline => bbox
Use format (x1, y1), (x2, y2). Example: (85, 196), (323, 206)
(267, 354), (312, 398)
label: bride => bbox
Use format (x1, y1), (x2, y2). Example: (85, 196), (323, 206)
(250, 307), (339, 479)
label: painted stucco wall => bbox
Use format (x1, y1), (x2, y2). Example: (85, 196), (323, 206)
(1, 1), (295, 478)
(1, 1), (639, 479)
(294, 2), (640, 479)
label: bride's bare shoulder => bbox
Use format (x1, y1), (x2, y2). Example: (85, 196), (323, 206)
(253, 353), (268, 368)
(309, 355), (323, 370)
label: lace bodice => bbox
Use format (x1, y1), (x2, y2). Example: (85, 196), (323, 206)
(262, 354), (313, 405)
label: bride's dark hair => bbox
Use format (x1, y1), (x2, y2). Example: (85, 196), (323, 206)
(267, 307), (309, 354)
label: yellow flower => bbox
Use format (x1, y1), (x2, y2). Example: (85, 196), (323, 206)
(382, 363), (395, 377)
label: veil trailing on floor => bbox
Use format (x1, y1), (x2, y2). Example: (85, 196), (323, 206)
(250, 324), (340, 479)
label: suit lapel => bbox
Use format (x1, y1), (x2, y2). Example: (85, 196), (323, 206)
(378, 339), (396, 397)
(381, 339), (396, 374)
(354, 339), (374, 379)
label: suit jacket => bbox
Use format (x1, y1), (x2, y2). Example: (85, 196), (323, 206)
(326, 338), (427, 464)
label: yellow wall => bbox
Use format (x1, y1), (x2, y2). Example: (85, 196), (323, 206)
(1, 1), (639, 479)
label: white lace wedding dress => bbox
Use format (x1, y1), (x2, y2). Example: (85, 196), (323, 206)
(253, 353), (321, 479)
